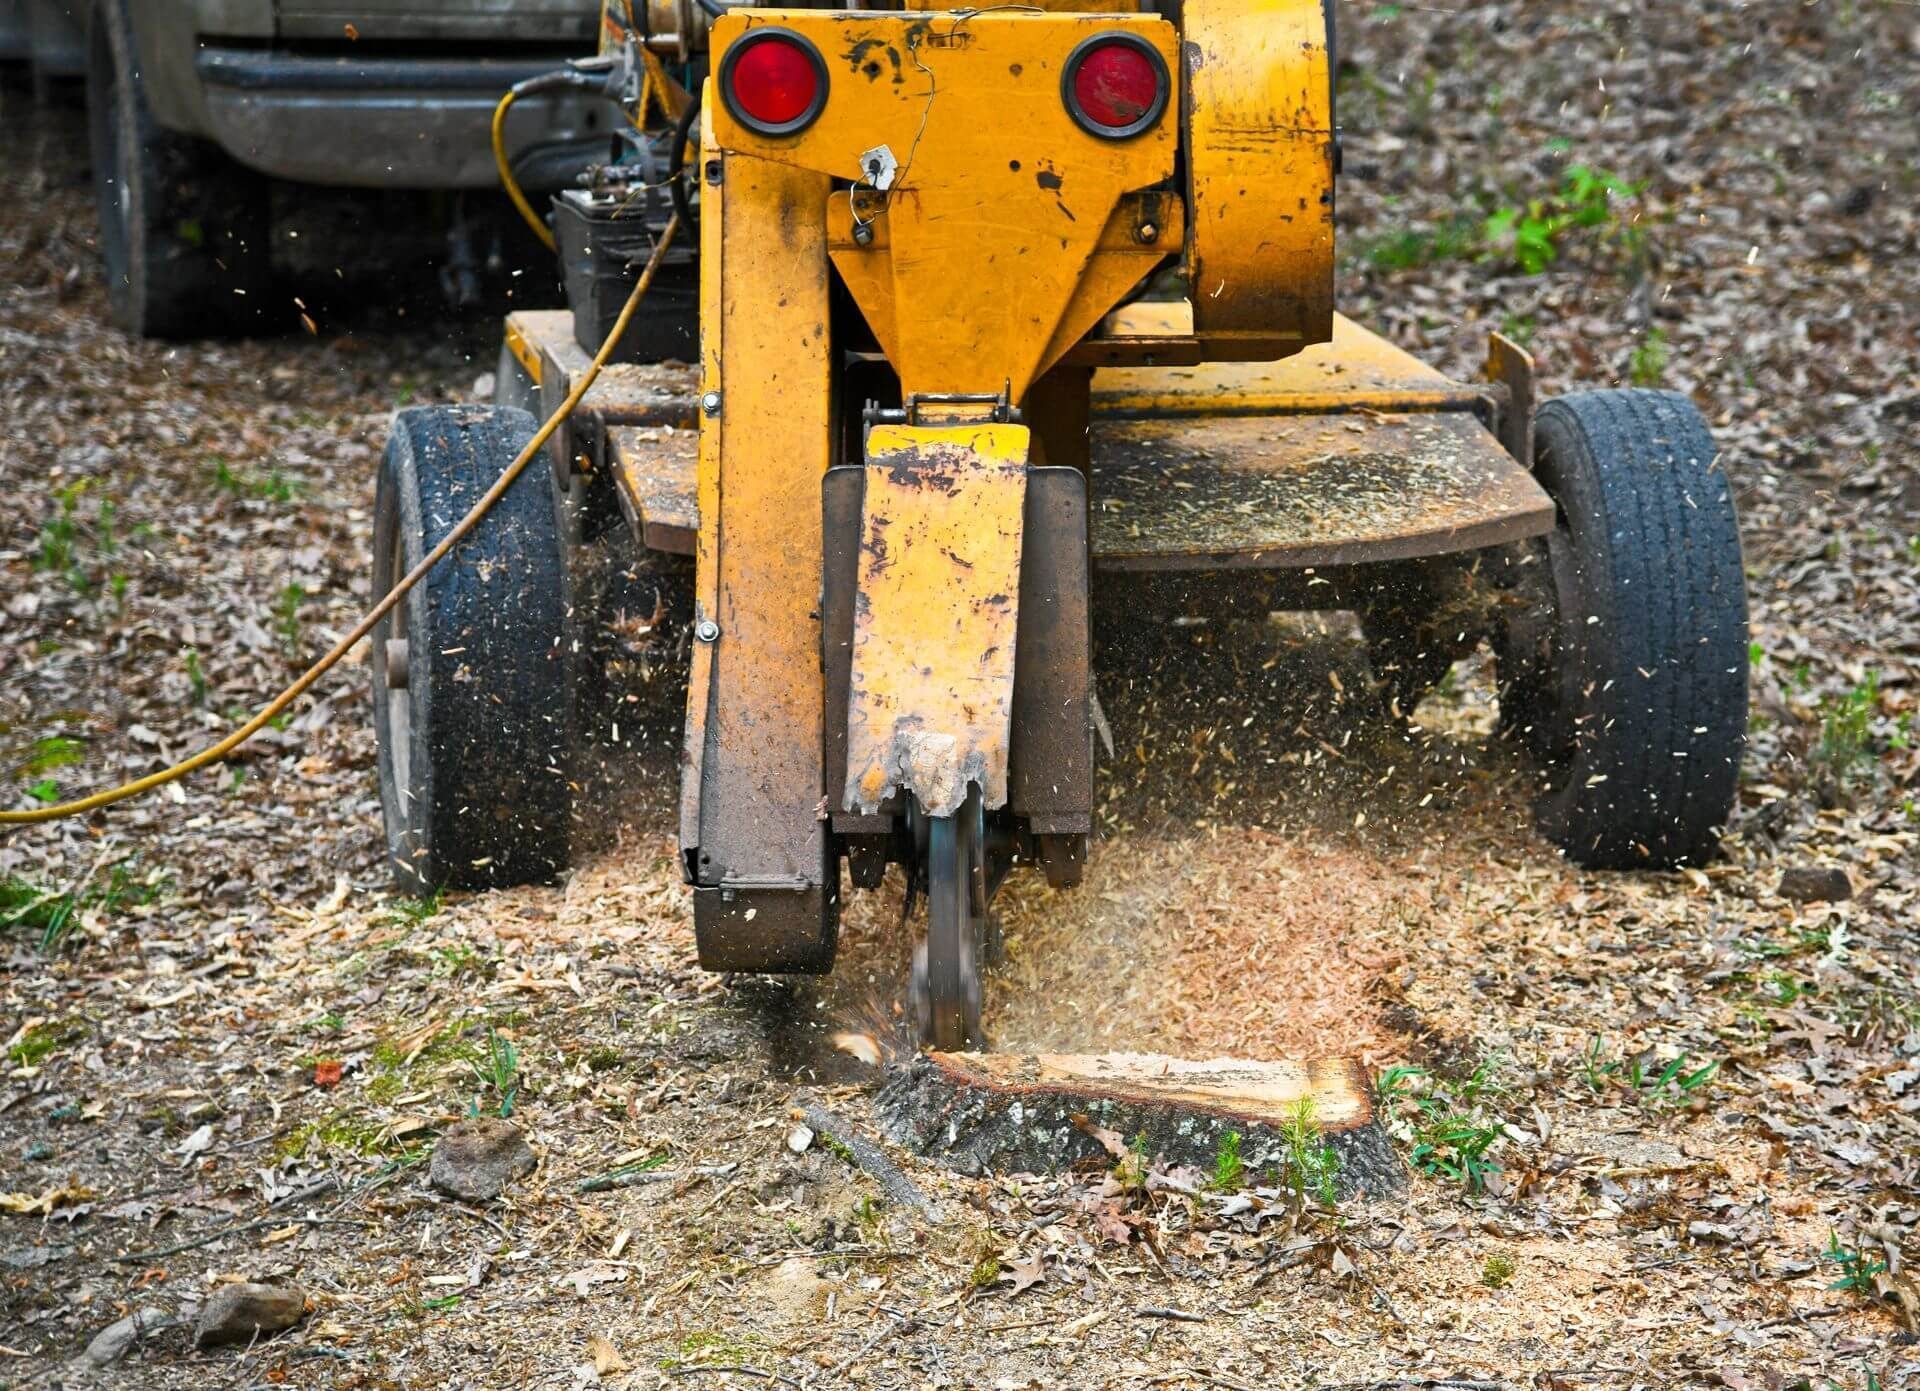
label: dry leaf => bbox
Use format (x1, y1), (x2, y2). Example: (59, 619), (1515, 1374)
(1071, 1113), (1128, 1160)
(1002, 1252), (1045, 1294)
(587, 1335), (628, 1375)
(0, 1184), (97, 1215)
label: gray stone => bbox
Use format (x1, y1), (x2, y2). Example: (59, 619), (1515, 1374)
(429, 1117), (536, 1201)
(1778, 865), (1852, 903)
(193, 1283), (307, 1348)
(2, 1244), (71, 1270)
(84, 1306), (177, 1365)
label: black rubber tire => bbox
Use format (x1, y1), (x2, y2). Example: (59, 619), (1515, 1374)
(372, 406), (575, 892)
(1503, 390), (1748, 869)
(87, 0), (270, 338)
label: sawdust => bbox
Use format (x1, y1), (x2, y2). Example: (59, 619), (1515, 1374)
(986, 830), (1410, 1064)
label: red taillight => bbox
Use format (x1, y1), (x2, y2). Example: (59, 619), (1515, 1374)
(722, 29), (828, 137)
(1062, 34), (1168, 139)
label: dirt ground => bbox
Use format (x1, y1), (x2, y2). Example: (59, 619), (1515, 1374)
(3, 3), (1918, 1387)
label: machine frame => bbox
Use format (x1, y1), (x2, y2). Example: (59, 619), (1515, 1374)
(371, 0), (1749, 1052)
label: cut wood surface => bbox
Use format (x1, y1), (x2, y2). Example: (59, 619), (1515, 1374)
(875, 1052), (1401, 1197)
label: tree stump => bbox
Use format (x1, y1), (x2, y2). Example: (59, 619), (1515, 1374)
(874, 1052), (1401, 1197)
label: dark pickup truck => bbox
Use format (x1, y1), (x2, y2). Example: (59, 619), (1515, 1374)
(80, 0), (605, 336)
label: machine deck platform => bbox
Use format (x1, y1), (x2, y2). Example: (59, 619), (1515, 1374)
(506, 308), (1554, 573)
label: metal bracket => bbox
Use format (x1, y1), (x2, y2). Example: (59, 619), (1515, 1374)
(1486, 332), (1536, 467)
(863, 391), (1022, 431)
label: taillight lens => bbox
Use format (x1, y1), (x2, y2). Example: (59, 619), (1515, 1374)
(1062, 34), (1168, 139)
(722, 29), (828, 137)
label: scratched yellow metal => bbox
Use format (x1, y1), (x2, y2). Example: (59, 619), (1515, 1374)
(501, 314), (545, 386)
(843, 423), (1030, 819)
(680, 111), (837, 887)
(1183, 0), (1334, 360)
(1089, 309), (1482, 419)
(713, 11), (1177, 404)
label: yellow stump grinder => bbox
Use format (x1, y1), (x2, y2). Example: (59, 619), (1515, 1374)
(369, 0), (1748, 1049)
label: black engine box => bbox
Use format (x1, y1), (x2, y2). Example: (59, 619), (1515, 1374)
(552, 187), (698, 364)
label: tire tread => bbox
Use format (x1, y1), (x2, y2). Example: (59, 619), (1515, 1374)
(1532, 389), (1747, 868)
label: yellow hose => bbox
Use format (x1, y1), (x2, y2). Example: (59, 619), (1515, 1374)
(2, 213), (681, 828)
(493, 86), (558, 253)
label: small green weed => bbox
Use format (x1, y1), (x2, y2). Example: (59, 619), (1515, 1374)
(182, 648), (208, 706)
(1369, 163), (1649, 279)
(661, 1331), (766, 1370)
(1498, 312), (1536, 347)
(468, 1027), (519, 1117)
(1817, 673), (1880, 776)
(1824, 1230), (1888, 1295)
(1481, 1252), (1516, 1289)
(7, 1018), (86, 1067)
(430, 942), (484, 979)
(852, 1194), (892, 1252)
(1275, 1099), (1340, 1209)
(1114, 1133), (1151, 1193)
(276, 1111), (396, 1161)
(1629, 328), (1669, 387)
(34, 481), (97, 590)
(967, 1232), (1002, 1289)
(1365, 217), (1479, 271)
(1581, 1036), (1720, 1108)
(386, 890), (445, 925)
(1379, 1058), (1506, 1193)
(274, 583), (308, 657)
(1211, 1130), (1245, 1193)
(212, 457), (300, 504)
(1, 861), (163, 953)
(15, 735), (84, 778)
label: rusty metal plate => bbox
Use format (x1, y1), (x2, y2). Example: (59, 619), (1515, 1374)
(1089, 410), (1555, 571)
(843, 424), (1030, 819)
(608, 425), (698, 554)
(1089, 309), (1485, 419)
(1008, 468), (1091, 835)
(512, 308), (701, 426)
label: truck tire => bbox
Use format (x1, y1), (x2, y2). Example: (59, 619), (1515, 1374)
(1499, 390), (1748, 869)
(87, 0), (270, 337)
(372, 406), (575, 892)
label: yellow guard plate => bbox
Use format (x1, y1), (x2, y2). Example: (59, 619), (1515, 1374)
(843, 423), (1030, 818)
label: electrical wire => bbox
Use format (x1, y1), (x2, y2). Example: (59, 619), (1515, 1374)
(493, 69), (606, 252)
(1, 214), (683, 829)
(493, 84), (556, 251)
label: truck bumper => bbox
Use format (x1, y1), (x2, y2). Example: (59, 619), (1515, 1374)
(193, 47), (604, 190)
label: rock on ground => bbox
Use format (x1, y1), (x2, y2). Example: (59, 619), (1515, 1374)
(429, 1117), (537, 1201)
(83, 1307), (179, 1365)
(1778, 865), (1852, 903)
(194, 1284), (307, 1348)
